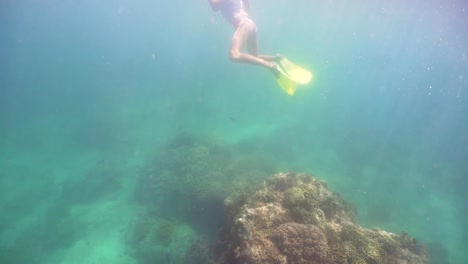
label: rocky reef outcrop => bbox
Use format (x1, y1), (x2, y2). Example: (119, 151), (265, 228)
(214, 172), (429, 264)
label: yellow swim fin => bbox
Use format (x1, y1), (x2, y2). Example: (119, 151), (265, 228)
(278, 57), (312, 85)
(276, 67), (298, 95)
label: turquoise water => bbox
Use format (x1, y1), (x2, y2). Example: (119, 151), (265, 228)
(1, 0), (466, 263)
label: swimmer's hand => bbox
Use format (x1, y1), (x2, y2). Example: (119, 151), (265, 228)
(209, 0), (223, 11)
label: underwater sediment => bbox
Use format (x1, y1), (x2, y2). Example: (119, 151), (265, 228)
(214, 172), (429, 264)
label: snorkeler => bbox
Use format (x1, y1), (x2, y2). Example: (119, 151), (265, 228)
(208, 0), (280, 75)
(209, 0), (313, 95)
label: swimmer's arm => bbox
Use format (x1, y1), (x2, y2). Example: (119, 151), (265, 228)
(209, 0), (223, 11)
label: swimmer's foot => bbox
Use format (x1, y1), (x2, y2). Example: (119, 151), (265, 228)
(268, 62), (281, 77)
(274, 54), (284, 62)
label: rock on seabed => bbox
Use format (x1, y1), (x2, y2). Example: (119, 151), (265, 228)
(214, 172), (429, 264)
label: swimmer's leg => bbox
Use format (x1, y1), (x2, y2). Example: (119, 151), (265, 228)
(245, 23), (281, 63)
(230, 22), (274, 69)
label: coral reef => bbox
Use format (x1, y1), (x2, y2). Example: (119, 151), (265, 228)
(184, 238), (213, 264)
(125, 217), (198, 264)
(215, 172), (429, 264)
(134, 133), (275, 234)
(273, 223), (328, 264)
